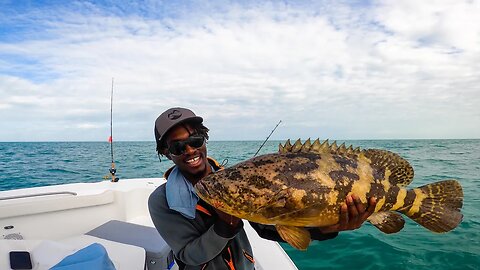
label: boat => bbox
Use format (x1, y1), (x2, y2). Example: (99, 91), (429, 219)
(0, 177), (299, 270)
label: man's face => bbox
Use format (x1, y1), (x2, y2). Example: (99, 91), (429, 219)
(165, 123), (208, 183)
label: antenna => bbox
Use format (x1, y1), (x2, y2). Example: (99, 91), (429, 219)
(253, 120), (282, 157)
(108, 78), (119, 182)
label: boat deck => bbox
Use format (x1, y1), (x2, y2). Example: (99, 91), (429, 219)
(0, 178), (298, 270)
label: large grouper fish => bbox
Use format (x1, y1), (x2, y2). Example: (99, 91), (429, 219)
(195, 139), (464, 250)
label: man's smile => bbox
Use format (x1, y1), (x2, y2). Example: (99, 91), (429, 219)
(186, 155), (202, 166)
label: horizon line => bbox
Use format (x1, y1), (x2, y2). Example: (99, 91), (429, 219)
(1, 138), (479, 143)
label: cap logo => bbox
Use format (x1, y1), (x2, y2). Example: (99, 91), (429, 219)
(168, 109), (182, 120)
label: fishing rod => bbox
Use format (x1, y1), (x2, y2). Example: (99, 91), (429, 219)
(108, 78), (119, 182)
(253, 120), (282, 157)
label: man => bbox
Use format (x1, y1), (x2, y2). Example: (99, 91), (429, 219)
(148, 107), (376, 270)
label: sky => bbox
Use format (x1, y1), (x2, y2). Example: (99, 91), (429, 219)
(0, 0), (479, 141)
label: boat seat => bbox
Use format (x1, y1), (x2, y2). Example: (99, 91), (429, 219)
(61, 235), (145, 269)
(0, 235), (145, 270)
(87, 220), (175, 270)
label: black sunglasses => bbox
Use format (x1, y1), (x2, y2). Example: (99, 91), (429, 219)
(168, 134), (205, 156)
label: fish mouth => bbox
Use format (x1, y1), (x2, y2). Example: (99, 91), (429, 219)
(196, 181), (211, 197)
(196, 181), (230, 210)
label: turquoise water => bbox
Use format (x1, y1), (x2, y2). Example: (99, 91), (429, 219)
(0, 140), (479, 269)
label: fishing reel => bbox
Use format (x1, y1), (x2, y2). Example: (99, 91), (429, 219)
(103, 168), (119, 182)
(109, 168), (119, 182)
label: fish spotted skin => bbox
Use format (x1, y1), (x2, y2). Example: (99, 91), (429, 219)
(195, 139), (463, 250)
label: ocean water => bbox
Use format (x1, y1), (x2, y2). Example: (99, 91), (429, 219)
(0, 140), (479, 269)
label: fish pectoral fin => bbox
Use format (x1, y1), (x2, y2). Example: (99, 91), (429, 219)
(272, 198), (286, 208)
(275, 225), (311, 251)
(367, 211), (405, 234)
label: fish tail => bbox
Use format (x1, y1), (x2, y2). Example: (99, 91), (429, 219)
(400, 180), (463, 232)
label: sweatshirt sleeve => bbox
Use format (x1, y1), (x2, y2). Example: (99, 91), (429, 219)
(249, 222), (338, 242)
(148, 185), (242, 266)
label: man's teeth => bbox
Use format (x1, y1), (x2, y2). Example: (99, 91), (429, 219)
(187, 156), (200, 164)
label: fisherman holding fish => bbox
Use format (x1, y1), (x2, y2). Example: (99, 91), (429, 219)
(149, 107), (378, 270)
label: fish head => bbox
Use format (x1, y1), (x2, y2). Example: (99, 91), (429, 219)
(195, 155), (289, 221)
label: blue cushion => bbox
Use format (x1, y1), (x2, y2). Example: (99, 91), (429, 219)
(50, 243), (116, 270)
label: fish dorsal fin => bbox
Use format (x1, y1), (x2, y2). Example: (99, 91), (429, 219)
(338, 143), (347, 153)
(279, 141), (414, 187)
(367, 211), (405, 234)
(275, 225), (311, 250)
(278, 143), (285, 153)
(291, 139), (303, 152)
(279, 139), (292, 153)
(279, 139), (362, 156)
(301, 138), (312, 152)
(330, 141), (338, 151)
(361, 149), (414, 187)
(310, 139), (321, 152)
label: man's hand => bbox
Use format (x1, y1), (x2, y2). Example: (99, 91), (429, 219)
(214, 209), (241, 228)
(319, 195), (377, 234)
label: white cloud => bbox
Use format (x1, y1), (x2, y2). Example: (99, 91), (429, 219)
(0, 0), (479, 141)
(76, 123), (101, 129)
(374, 0), (480, 51)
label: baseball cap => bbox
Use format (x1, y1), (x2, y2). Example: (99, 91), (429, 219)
(154, 107), (203, 144)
